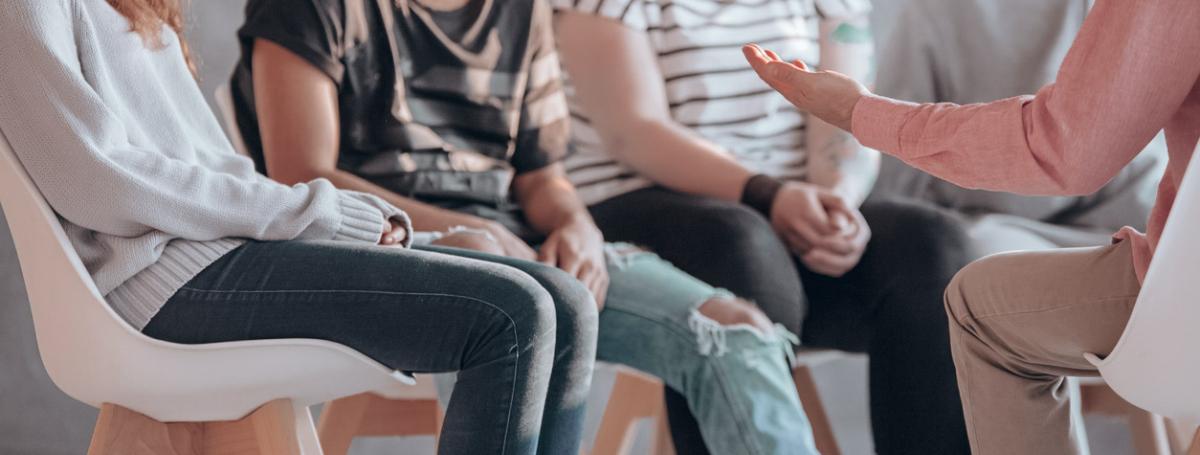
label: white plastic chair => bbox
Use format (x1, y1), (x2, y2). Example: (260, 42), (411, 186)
(1086, 139), (1200, 453)
(0, 127), (415, 454)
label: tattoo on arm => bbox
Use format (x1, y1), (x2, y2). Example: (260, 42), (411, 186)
(820, 130), (878, 201)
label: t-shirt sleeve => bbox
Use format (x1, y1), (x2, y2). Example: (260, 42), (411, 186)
(814, 0), (872, 21)
(550, 0), (651, 32)
(513, 0), (570, 173)
(239, 0), (348, 84)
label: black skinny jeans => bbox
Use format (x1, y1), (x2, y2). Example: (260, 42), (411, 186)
(590, 187), (972, 455)
(142, 241), (598, 455)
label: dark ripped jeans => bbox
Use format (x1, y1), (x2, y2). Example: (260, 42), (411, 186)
(590, 187), (974, 455)
(142, 240), (598, 455)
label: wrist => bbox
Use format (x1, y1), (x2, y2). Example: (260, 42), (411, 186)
(741, 174), (785, 218)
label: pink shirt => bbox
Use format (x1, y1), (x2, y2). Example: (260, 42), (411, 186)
(851, 0), (1200, 282)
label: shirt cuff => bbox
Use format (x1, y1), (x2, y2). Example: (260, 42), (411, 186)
(850, 93), (916, 158)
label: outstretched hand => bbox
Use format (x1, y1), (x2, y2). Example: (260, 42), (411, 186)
(742, 44), (868, 132)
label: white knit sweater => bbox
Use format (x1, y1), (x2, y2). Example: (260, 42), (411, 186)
(0, 0), (412, 329)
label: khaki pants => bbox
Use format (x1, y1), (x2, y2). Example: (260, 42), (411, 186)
(945, 241), (1140, 454)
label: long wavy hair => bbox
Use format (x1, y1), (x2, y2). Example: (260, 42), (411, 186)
(107, 0), (196, 75)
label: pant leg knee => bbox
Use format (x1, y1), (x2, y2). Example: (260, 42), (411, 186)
(502, 261), (599, 402)
(697, 296), (775, 336)
(477, 268), (560, 356)
(864, 199), (973, 283)
(515, 263), (599, 353)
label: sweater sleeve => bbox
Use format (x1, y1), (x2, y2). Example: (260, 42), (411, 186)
(851, 0), (1200, 196)
(0, 0), (410, 246)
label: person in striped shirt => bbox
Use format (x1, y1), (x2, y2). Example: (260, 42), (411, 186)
(554, 0), (972, 453)
(232, 0), (822, 453)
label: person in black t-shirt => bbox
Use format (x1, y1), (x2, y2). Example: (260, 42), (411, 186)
(232, 0), (824, 453)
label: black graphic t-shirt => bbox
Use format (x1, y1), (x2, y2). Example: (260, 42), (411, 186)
(232, 0), (569, 211)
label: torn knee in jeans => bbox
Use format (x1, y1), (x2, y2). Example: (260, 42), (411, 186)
(690, 295), (785, 357)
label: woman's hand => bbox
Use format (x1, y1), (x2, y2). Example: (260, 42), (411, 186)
(378, 219), (409, 246)
(742, 44), (868, 132)
(539, 216), (610, 309)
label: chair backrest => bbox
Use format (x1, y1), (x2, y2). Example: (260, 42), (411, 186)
(0, 129), (412, 422)
(0, 128), (148, 399)
(1089, 139), (1200, 421)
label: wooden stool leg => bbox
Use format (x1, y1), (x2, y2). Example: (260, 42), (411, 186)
(317, 394), (371, 455)
(88, 400), (303, 455)
(592, 371), (664, 455)
(317, 393), (442, 455)
(653, 406), (676, 455)
(793, 366), (841, 455)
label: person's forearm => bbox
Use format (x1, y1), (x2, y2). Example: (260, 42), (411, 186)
(806, 9), (878, 206)
(280, 167), (479, 232)
(805, 116), (879, 206)
(514, 167), (594, 235)
(604, 119), (754, 202)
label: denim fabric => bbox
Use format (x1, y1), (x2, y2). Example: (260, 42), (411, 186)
(599, 248), (818, 455)
(142, 240), (598, 455)
(591, 188), (974, 455)
(427, 244), (819, 455)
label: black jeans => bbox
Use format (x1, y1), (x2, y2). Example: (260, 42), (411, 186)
(590, 187), (972, 455)
(142, 241), (598, 455)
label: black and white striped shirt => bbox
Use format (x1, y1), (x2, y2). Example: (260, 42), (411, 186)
(553, 0), (869, 204)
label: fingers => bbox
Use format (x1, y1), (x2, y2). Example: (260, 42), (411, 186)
(538, 231), (560, 266)
(559, 247), (585, 277)
(801, 248), (856, 278)
(798, 194), (834, 237)
(583, 265), (609, 310)
(742, 44), (810, 87)
(379, 220), (405, 245)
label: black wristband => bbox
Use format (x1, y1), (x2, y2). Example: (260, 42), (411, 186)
(741, 174), (785, 218)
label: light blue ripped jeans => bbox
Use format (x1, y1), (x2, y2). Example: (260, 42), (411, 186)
(598, 244), (818, 455)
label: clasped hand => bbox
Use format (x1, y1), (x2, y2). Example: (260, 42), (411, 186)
(772, 183), (870, 277)
(431, 216), (610, 309)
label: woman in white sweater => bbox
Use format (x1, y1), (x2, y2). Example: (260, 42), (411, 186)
(0, 1), (597, 454)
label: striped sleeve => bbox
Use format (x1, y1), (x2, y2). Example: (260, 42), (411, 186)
(813, 0), (871, 20)
(514, 0), (570, 172)
(550, 0), (650, 31)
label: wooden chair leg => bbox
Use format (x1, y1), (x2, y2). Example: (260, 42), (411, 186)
(316, 393), (442, 455)
(653, 407), (677, 455)
(793, 365), (841, 455)
(88, 399), (303, 455)
(592, 370), (664, 455)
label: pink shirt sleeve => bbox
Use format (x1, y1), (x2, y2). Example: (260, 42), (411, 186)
(851, 0), (1200, 196)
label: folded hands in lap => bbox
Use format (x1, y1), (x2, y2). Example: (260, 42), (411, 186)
(771, 183), (870, 277)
